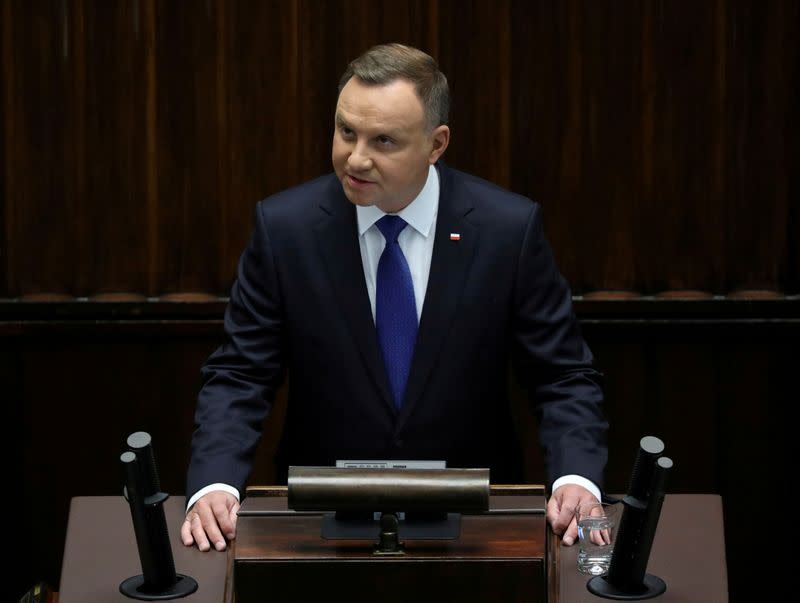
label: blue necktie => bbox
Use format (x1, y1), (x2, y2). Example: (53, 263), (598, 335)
(375, 215), (418, 409)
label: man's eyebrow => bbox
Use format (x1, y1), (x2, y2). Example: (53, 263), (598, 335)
(334, 114), (404, 139)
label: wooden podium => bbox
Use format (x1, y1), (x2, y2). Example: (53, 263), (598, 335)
(55, 493), (728, 602)
(235, 485), (554, 603)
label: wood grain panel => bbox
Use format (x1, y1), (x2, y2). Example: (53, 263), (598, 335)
(152, 1), (225, 294)
(235, 495), (546, 602)
(2, 0), (76, 296)
(510, 0), (647, 293)
(77, 0), (152, 294)
(437, 0), (512, 187)
(2, 0), (798, 298)
(724, 0), (798, 293)
(640, 0), (728, 294)
(221, 1), (300, 280)
(0, 2), (7, 297)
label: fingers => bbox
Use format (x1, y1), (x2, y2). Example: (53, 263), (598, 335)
(180, 515), (195, 547)
(183, 493), (239, 552)
(213, 498), (240, 541)
(562, 517), (579, 546)
(188, 509), (214, 552)
(557, 505), (578, 545)
(545, 497), (560, 530)
(591, 527), (611, 546)
(196, 501), (228, 551)
(546, 495), (577, 542)
(229, 502), (240, 537)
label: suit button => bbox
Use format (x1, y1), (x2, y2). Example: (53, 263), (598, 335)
(394, 439), (404, 448)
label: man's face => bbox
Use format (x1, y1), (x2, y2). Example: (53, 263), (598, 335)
(332, 77), (449, 214)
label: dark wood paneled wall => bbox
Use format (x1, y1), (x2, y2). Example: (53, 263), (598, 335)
(2, 0), (798, 298)
(2, 2), (798, 602)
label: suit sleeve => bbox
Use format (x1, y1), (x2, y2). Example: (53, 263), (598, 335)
(511, 203), (608, 491)
(186, 202), (286, 500)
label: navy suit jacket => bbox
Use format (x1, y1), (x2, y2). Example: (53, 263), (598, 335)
(187, 163), (607, 500)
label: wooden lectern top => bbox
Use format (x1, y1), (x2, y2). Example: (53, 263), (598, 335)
(55, 492), (727, 602)
(57, 497), (229, 603)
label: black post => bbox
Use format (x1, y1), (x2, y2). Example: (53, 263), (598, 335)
(587, 436), (671, 600)
(119, 434), (198, 600)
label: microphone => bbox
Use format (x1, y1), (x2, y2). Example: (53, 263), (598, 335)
(126, 431), (161, 496)
(119, 432), (198, 600)
(627, 435), (665, 502)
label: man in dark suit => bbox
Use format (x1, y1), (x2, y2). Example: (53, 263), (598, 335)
(182, 43), (607, 553)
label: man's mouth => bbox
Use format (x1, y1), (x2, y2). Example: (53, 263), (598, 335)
(347, 174), (374, 187)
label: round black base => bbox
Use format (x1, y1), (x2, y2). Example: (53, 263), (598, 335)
(119, 574), (199, 600)
(587, 574), (667, 600)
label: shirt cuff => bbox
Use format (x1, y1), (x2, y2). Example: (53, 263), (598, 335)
(551, 475), (601, 502)
(186, 483), (241, 512)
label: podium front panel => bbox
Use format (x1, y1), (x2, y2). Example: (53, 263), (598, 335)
(235, 495), (548, 603)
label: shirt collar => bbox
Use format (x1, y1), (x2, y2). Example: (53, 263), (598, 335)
(356, 164), (439, 237)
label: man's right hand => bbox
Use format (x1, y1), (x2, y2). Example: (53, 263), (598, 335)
(181, 491), (240, 552)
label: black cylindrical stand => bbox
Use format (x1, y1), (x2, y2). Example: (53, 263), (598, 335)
(120, 446), (198, 600)
(588, 437), (672, 600)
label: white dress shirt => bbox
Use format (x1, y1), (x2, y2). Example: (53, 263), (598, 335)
(356, 164), (439, 321)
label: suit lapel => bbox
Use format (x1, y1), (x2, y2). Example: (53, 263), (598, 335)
(398, 166), (477, 430)
(314, 186), (395, 413)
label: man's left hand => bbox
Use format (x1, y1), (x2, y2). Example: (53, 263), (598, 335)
(546, 484), (598, 546)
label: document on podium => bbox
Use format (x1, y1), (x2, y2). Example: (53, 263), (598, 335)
(335, 459), (446, 469)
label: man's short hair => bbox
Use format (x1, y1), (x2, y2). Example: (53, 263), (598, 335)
(338, 43), (450, 129)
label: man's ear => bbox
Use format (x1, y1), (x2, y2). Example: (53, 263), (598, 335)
(428, 125), (450, 164)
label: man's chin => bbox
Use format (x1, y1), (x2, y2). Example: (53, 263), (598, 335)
(345, 196), (375, 207)
(342, 187), (375, 207)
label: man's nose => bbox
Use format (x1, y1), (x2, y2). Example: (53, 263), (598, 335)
(347, 144), (373, 171)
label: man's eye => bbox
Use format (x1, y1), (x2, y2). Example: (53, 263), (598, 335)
(377, 136), (394, 145)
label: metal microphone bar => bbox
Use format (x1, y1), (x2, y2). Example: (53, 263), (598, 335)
(287, 466), (491, 513)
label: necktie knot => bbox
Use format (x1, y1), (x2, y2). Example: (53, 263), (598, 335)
(376, 215), (408, 244)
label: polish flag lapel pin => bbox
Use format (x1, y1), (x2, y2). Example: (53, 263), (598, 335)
(449, 233), (461, 241)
